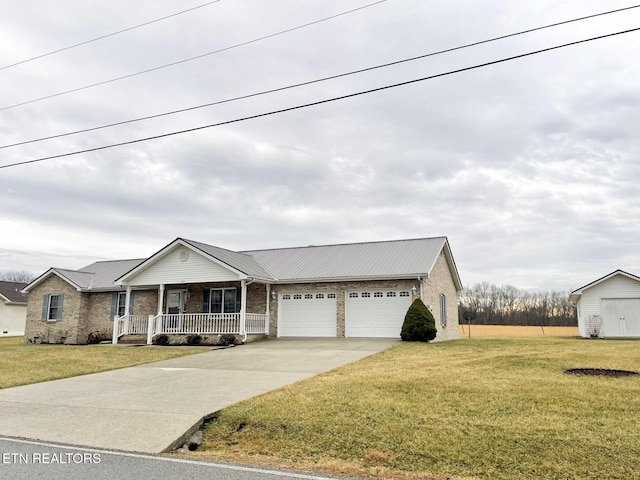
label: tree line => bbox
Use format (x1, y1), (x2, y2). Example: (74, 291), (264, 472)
(459, 282), (577, 326)
(0, 270), (36, 283)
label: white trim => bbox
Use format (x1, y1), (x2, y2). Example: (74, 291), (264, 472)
(570, 269), (640, 301)
(23, 269), (83, 293)
(116, 238), (249, 286)
(157, 284), (165, 315)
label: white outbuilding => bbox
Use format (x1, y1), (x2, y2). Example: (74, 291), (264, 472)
(569, 270), (640, 338)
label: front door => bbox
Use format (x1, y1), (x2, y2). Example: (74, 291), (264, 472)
(167, 290), (186, 315)
(166, 290), (187, 331)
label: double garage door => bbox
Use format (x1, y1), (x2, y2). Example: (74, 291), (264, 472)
(278, 289), (412, 338)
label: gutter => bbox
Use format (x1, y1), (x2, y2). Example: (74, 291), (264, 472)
(271, 273), (431, 284)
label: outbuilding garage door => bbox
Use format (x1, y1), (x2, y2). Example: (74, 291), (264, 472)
(346, 289), (412, 338)
(278, 292), (337, 337)
(601, 298), (640, 337)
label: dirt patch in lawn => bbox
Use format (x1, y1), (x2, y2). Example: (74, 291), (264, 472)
(564, 368), (640, 378)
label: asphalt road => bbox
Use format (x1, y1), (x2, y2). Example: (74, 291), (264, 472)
(0, 437), (353, 480)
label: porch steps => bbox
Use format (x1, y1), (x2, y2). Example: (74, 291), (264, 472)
(116, 334), (147, 345)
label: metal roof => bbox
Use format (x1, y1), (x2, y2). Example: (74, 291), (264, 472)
(243, 237), (455, 283)
(78, 259), (145, 290)
(24, 237), (461, 292)
(181, 239), (272, 279)
(23, 259), (145, 293)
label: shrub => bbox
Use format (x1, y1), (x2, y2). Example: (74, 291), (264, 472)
(154, 334), (169, 345)
(87, 330), (111, 344)
(219, 334), (236, 346)
(186, 334), (202, 345)
(401, 298), (437, 342)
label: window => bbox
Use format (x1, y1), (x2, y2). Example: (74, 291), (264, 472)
(374, 292), (383, 298)
(305, 294), (313, 299)
(42, 294), (64, 321)
(293, 294), (302, 300)
(387, 291), (396, 297)
(361, 292), (370, 298)
(440, 294), (447, 328)
(116, 292), (126, 317)
(209, 288), (239, 313)
(327, 293), (336, 299)
(316, 293), (324, 299)
(283, 294), (291, 300)
(48, 295), (61, 320)
(349, 292), (358, 298)
(400, 291), (410, 297)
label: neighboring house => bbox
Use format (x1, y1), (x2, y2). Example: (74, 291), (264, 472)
(0, 281), (28, 337)
(23, 236), (462, 344)
(569, 269), (640, 338)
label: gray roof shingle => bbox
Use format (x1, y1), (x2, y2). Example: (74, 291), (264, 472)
(0, 281), (28, 303)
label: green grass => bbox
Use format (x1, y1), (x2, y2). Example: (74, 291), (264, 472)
(186, 337), (640, 480)
(0, 336), (209, 389)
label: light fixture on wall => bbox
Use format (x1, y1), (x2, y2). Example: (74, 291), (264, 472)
(411, 286), (417, 296)
(271, 290), (276, 300)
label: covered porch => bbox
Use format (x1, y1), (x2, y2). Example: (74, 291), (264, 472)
(112, 280), (271, 344)
(111, 239), (275, 345)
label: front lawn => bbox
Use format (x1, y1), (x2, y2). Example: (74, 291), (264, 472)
(185, 337), (640, 480)
(0, 336), (209, 389)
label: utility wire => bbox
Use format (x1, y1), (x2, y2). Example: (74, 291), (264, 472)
(1, 26), (637, 170)
(0, 0), (387, 112)
(3, 3), (638, 150)
(0, 1), (223, 71)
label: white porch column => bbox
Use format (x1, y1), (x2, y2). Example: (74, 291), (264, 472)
(146, 315), (155, 345)
(265, 284), (271, 335)
(124, 285), (132, 315)
(112, 315), (119, 344)
(157, 284), (165, 315)
(240, 279), (247, 341)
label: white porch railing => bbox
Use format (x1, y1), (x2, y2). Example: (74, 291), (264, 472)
(157, 313), (241, 334)
(246, 313), (269, 334)
(113, 315), (149, 340)
(112, 313), (269, 344)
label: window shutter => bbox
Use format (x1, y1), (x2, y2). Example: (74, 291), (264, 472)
(129, 292), (135, 314)
(110, 293), (118, 319)
(202, 289), (210, 313)
(235, 286), (242, 313)
(56, 295), (64, 320)
(42, 295), (50, 321)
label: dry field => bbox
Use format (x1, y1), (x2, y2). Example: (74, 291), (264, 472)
(458, 324), (579, 337)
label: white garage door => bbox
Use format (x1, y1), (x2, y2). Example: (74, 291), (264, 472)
(278, 292), (337, 337)
(346, 289), (412, 338)
(601, 298), (640, 337)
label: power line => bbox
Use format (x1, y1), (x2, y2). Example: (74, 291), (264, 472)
(0, 0), (387, 112)
(2, 26), (637, 171)
(0, 1), (223, 71)
(3, 3), (638, 150)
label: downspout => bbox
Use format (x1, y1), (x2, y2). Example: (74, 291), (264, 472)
(240, 278), (255, 343)
(417, 275), (426, 301)
(265, 284), (271, 336)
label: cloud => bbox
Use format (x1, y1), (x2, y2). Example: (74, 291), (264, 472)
(1, 0), (639, 290)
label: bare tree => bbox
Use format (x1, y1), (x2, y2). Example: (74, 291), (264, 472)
(0, 270), (36, 283)
(459, 282), (577, 326)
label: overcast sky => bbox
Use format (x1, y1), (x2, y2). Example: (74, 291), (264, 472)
(1, 0), (639, 291)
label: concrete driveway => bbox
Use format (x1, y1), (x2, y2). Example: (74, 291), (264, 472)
(0, 338), (398, 453)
